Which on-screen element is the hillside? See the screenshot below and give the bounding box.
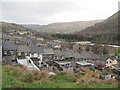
[0,21,33,33]
[75,11,119,44]
[2,65,118,88]
[23,20,103,34]
[78,12,118,35]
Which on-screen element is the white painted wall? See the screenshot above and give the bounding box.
[30,53,43,61]
[17,58,27,66]
[17,56,40,70]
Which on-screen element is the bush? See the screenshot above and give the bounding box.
[4,65,50,82]
[101,78,117,84]
[31,70,49,81]
[24,72,34,82]
[15,64,27,70]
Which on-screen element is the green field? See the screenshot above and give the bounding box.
[2,65,118,88]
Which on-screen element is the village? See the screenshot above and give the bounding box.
[2,29,120,81]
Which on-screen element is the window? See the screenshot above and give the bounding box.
[109,61,112,63]
[4,51,7,54]
[10,51,14,54]
[29,60,31,63]
[54,56,58,60]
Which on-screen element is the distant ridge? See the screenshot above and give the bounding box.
[23,20,103,34]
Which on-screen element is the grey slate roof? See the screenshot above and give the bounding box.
[99,55,113,61]
[53,49,64,56]
[63,49,74,57]
[19,38,32,43]
[3,42,17,50]
[17,45,30,52]
[80,51,92,59]
[32,40,41,45]
[43,48,54,55]
[3,36,15,41]
[113,63,120,70]
[30,46,43,53]
[88,51,99,60]
[73,52,84,59]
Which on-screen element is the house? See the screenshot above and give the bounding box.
[95,55,109,66]
[63,49,75,61]
[46,41,55,48]
[32,40,41,46]
[17,56,40,70]
[29,46,43,67]
[55,61,71,68]
[2,42,17,56]
[100,74,116,80]
[29,45,43,59]
[106,58,118,69]
[36,37,44,41]
[54,60,72,72]
[80,51,92,61]
[76,61,94,68]
[73,52,84,61]
[53,49,65,60]
[95,55,114,69]
[2,56,17,65]
[52,42,61,49]
[18,30,28,35]
[73,41,92,52]
[17,45,30,57]
[43,48,54,61]
[2,35,16,42]
[106,45,120,56]
[112,63,120,75]
[18,38,32,45]
[61,42,74,50]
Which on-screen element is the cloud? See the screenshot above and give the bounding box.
[1,0,119,24]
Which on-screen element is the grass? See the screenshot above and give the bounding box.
[0,65,2,89]
[2,65,119,88]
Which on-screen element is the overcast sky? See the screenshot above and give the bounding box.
[1,0,119,25]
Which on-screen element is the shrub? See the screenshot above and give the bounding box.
[15,64,27,70]
[75,71,85,78]
[40,70,49,79]
[24,72,34,82]
[101,78,117,84]
[31,69,49,81]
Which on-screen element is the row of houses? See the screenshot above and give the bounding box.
[73,41,120,56]
[2,41,119,69]
[2,34,120,78]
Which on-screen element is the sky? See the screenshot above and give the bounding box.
[1,0,119,25]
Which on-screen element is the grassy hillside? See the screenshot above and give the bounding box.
[2,65,118,88]
[0,21,33,33]
[79,12,118,35]
[23,20,103,34]
[75,11,119,45]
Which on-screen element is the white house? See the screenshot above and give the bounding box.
[106,58,118,69]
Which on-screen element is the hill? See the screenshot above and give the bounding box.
[2,65,118,88]
[23,20,103,34]
[0,21,33,33]
[75,11,119,44]
[78,12,118,35]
